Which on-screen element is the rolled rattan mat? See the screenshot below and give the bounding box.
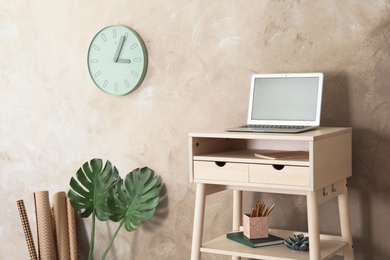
[34,191,57,260]
[53,192,70,260]
[66,197,78,260]
[16,200,38,260]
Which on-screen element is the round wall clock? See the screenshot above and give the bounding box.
[87,25,148,96]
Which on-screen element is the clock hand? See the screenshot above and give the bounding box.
[113,36,125,62]
[117,58,131,63]
[113,36,131,63]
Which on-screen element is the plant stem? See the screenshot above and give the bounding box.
[88,211,96,260]
[101,219,125,260]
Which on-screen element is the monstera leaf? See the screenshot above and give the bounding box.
[99,167,161,259]
[108,167,161,230]
[68,158,120,220]
[67,158,120,260]
[67,160,162,260]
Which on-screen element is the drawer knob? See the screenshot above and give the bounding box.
[215,161,226,167]
[273,165,285,170]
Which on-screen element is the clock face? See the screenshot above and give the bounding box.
[87,25,148,96]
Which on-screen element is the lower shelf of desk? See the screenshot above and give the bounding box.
[200,229,347,260]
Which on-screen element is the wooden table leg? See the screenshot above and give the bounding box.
[232,190,242,260]
[307,191,321,260]
[338,184,354,260]
[191,183,206,260]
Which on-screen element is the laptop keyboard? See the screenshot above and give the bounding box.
[242,125,307,130]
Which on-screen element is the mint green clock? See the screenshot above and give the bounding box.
[87,25,148,96]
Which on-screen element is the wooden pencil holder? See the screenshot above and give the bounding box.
[243,214,269,239]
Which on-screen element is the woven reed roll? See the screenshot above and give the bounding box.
[34,191,57,260]
[16,200,38,260]
[66,198,78,260]
[52,192,70,260]
[66,196,78,260]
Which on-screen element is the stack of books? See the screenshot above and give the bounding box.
[227,231,284,248]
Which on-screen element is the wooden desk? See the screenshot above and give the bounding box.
[189,128,354,260]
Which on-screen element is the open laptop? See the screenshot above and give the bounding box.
[227,73,323,133]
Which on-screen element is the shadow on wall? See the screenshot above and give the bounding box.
[349,128,390,260]
[322,72,390,259]
[320,71,351,128]
[76,216,89,259]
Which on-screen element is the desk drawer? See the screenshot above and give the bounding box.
[249,164,309,187]
[194,161,248,182]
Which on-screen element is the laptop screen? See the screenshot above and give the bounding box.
[248,73,323,126]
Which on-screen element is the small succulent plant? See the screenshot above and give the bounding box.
[284,234,309,251]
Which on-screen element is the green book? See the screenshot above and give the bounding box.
[226,232,284,248]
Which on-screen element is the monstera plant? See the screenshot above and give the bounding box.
[67,158,162,260]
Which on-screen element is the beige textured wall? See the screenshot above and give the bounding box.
[1,1,389,259]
